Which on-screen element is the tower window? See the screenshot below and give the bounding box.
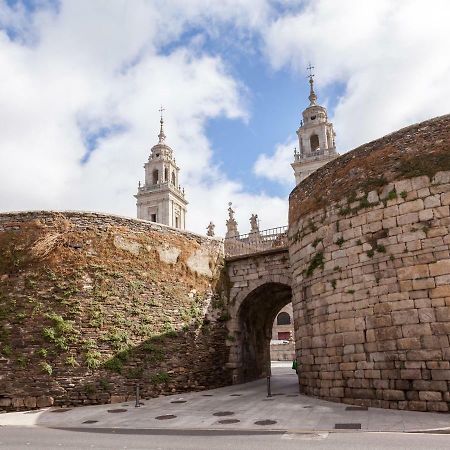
[152,169,159,184]
[164,168,169,182]
[150,213,157,222]
[311,115,316,120]
[310,134,320,152]
[276,312,291,325]
[171,172,176,185]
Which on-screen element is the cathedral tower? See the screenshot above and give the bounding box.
[135,110,188,229]
[291,66,338,184]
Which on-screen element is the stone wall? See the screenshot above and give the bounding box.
[0,211,230,411]
[289,171,450,412]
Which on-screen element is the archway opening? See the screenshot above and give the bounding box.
[310,134,320,151]
[237,282,292,382]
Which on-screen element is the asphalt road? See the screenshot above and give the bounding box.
[1,427,450,449]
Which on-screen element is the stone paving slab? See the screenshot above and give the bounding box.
[1,366,450,433]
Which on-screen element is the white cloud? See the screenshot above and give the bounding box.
[262,0,450,153]
[0,0,285,236]
[253,140,296,187]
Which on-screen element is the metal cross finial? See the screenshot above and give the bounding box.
[306,63,315,79]
[158,105,165,119]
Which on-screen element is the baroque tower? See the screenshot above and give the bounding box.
[291,66,338,184]
[135,110,188,229]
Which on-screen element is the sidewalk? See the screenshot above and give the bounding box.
[1,364,450,433]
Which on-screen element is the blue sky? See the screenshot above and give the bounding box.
[0,0,449,234]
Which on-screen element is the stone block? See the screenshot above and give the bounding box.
[430,285,450,298]
[397,213,419,226]
[407,349,442,361]
[375,326,402,341]
[343,331,365,345]
[424,195,441,209]
[0,398,11,407]
[401,369,421,379]
[24,397,37,408]
[397,265,429,280]
[12,398,24,408]
[431,370,450,380]
[432,171,450,184]
[429,259,450,277]
[412,278,435,290]
[435,307,450,322]
[399,199,424,215]
[411,175,430,190]
[391,309,419,325]
[419,209,434,221]
[383,390,405,401]
[418,308,436,323]
[407,401,427,411]
[397,337,421,350]
[427,402,449,412]
[402,323,431,337]
[441,191,450,206]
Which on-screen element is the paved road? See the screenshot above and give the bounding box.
[1,426,450,449]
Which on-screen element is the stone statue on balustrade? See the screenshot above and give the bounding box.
[206,221,215,237]
[225,202,239,239]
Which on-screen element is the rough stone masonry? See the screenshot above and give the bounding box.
[289,114,450,412]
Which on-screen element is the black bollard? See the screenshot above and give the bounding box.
[266,376,272,397]
[135,384,140,408]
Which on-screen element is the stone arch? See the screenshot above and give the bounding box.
[152,169,159,185]
[276,311,291,325]
[171,171,176,185]
[310,133,320,151]
[228,275,292,383]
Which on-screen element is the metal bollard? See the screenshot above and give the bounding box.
[266,376,272,397]
[135,384,140,408]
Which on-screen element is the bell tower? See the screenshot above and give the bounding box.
[135,108,188,229]
[291,65,338,184]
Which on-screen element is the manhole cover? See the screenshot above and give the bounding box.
[51,408,72,413]
[213,411,234,417]
[218,419,240,424]
[255,420,277,426]
[107,409,127,413]
[230,394,242,397]
[170,400,187,404]
[155,414,177,420]
[335,423,361,430]
[82,420,98,424]
[345,406,368,411]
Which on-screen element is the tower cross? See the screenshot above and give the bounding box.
[158,105,165,119]
[306,63,315,80]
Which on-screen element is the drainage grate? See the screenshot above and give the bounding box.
[263,398,274,401]
[202,394,213,397]
[170,400,187,404]
[82,420,98,424]
[286,394,298,397]
[230,394,242,397]
[213,411,234,417]
[272,393,285,396]
[335,423,361,430]
[51,408,72,413]
[255,420,277,426]
[107,409,127,413]
[303,406,312,408]
[155,414,177,420]
[345,406,368,411]
[218,419,240,424]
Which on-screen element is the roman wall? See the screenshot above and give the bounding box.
[0,211,230,411]
[289,171,450,412]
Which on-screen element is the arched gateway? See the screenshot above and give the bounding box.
[224,249,292,383]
